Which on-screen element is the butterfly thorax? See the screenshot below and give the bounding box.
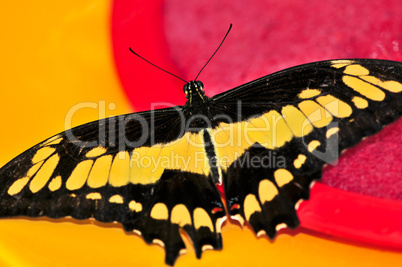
[183,81,212,120]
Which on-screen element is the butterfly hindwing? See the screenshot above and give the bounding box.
[122,170,225,265]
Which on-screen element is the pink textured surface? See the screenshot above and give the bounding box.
[163,0,402,200]
[324,119,402,199]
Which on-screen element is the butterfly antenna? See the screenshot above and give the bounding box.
[194,24,232,81]
[129,47,188,83]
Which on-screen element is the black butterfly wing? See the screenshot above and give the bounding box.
[2,58,402,265]
[0,107,225,265]
[210,59,402,237]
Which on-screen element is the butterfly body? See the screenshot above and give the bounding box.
[0,59,401,265]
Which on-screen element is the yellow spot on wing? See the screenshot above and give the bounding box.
[86,192,102,200]
[352,96,369,109]
[43,135,62,146]
[331,60,355,68]
[298,89,321,99]
[86,147,107,158]
[27,162,43,177]
[109,194,124,203]
[316,95,352,118]
[361,76,402,93]
[129,200,143,212]
[130,146,163,185]
[193,208,214,231]
[109,151,130,187]
[133,229,142,236]
[276,223,287,231]
[243,118,269,147]
[244,194,261,221]
[65,160,93,191]
[212,122,247,170]
[326,127,340,138]
[258,179,278,203]
[185,132,210,175]
[46,139,63,146]
[130,132,209,184]
[150,203,169,220]
[342,76,385,101]
[29,154,60,193]
[163,132,208,174]
[8,177,30,195]
[308,140,321,152]
[171,204,192,227]
[274,169,293,187]
[87,155,112,188]
[281,105,313,137]
[231,214,245,226]
[294,154,307,169]
[378,80,402,93]
[343,64,370,76]
[32,147,56,164]
[202,245,214,252]
[254,111,293,148]
[257,230,267,238]
[331,62,349,69]
[213,110,293,169]
[298,100,333,128]
[48,176,62,191]
[152,239,165,248]
[274,111,293,147]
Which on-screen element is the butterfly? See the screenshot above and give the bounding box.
[1,55,402,265]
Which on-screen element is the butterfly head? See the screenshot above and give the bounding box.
[183,81,205,97]
[183,80,211,115]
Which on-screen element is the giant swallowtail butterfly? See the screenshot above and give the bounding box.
[0,41,401,264]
